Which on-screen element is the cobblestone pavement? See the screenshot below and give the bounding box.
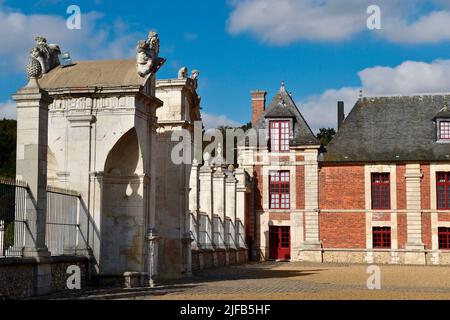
[42,262,450,300]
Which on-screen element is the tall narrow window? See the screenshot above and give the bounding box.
[371,173,390,210]
[373,227,391,249]
[269,171,290,209]
[437,172,450,209]
[270,120,290,152]
[438,227,450,250]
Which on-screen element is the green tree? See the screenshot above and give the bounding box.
[316,128,336,146]
[0,119,17,178]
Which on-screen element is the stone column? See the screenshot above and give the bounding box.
[226,170,237,248]
[213,166,226,248]
[235,167,246,248]
[299,148,322,262]
[13,77,53,295]
[199,161,213,248]
[404,164,426,264]
[13,79,52,257]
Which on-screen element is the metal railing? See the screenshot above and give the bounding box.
[225,218,236,247]
[213,215,225,247]
[188,211,198,246]
[236,219,246,248]
[198,213,213,249]
[0,177,27,257]
[46,186,81,256]
[1,176,91,258]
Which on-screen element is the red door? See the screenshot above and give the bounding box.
[269,226,291,260]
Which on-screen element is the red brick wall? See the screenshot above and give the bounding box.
[251,92,266,126]
[422,213,432,249]
[254,166,263,210]
[319,165,366,248]
[320,213,366,248]
[396,165,406,210]
[421,164,430,210]
[438,213,450,222]
[296,165,305,210]
[397,213,407,249]
[319,165,365,210]
[269,213,290,221]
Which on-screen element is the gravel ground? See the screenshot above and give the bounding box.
[42,262,450,300]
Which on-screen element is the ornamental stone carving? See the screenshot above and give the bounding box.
[190,69,199,89]
[26,36,61,79]
[136,31,166,77]
[178,66,188,79]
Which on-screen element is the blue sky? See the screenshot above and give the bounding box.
[3,0,450,131]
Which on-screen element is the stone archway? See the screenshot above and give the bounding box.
[100,128,146,275]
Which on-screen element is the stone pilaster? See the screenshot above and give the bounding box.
[213,166,226,248]
[13,78,52,295]
[299,149,322,262]
[226,171,238,248]
[404,164,426,264]
[235,167,246,248]
[199,163,213,248]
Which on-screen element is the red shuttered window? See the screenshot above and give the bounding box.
[270,120,290,152]
[371,173,390,210]
[438,227,450,250]
[373,227,391,249]
[269,171,290,210]
[437,172,450,209]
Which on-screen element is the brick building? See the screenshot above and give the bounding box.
[244,85,450,265]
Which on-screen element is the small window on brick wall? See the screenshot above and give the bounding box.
[373,227,391,249]
[269,171,290,209]
[438,227,450,250]
[371,173,390,210]
[437,172,450,209]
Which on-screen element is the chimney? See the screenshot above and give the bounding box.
[251,90,267,126]
[337,101,345,131]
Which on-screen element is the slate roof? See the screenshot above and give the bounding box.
[253,83,319,146]
[40,59,145,89]
[321,95,450,163]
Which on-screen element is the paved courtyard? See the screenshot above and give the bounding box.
[44,262,450,300]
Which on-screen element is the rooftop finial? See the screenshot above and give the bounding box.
[359,89,363,98]
[280,81,286,93]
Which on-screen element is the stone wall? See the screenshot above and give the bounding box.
[0,256,90,299]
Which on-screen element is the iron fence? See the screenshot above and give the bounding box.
[213,215,225,247]
[225,218,235,247]
[198,213,213,249]
[236,219,246,248]
[0,177,27,257]
[1,176,91,258]
[46,186,81,256]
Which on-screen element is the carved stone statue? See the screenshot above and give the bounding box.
[136,31,165,77]
[190,69,199,89]
[178,66,188,79]
[26,36,61,80]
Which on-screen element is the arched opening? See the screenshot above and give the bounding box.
[100,128,146,274]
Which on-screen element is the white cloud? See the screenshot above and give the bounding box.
[202,112,241,129]
[359,59,450,95]
[301,87,360,132]
[0,5,140,73]
[227,0,450,45]
[0,100,16,120]
[301,59,450,132]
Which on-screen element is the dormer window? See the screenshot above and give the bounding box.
[270,120,290,152]
[439,121,450,141]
